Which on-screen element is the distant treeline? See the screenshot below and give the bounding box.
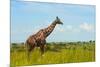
[10,40,95,52]
[11,40,95,46]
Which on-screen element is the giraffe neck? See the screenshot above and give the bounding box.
[44,21,57,38]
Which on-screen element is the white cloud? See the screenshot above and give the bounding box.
[21,23,94,36]
[58,28,65,32]
[56,23,95,33]
[56,25,80,33]
[56,25,65,32]
[66,25,73,30]
[65,25,80,33]
[73,28,80,32]
[79,22,94,32]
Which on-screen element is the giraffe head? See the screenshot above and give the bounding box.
[55,16,63,25]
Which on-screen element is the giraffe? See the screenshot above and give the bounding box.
[25,16,63,57]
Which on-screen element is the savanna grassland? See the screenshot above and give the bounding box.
[10,41,95,67]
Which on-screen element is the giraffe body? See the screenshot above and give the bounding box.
[25,16,63,56]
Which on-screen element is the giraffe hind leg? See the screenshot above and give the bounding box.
[40,45,45,56]
[26,45,34,61]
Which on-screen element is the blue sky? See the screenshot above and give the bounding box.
[11,0,96,43]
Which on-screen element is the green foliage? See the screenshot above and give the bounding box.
[10,41,95,67]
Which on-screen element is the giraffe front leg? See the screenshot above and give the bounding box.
[40,45,45,56]
[40,39,46,56]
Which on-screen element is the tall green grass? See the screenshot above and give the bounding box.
[10,41,95,67]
